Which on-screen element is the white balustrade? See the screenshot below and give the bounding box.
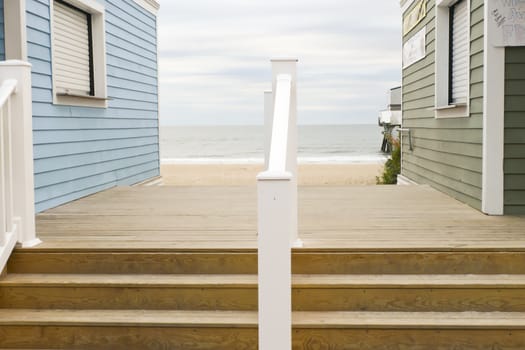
[0,60,40,273]
[257,58,301,350]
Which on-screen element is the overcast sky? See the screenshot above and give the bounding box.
[157,0,402,126]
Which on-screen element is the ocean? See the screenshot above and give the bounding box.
[160,125,387,164]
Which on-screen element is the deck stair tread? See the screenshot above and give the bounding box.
[2,273,525,288]
[0,310,525,329]
[0,309,257,327]
[0,274,257,287]
[292,274,525,288]
[294,311,525,329]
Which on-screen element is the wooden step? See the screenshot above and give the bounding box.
[0,309,257,350]
[293,251,525,274]
[8,249,525,274]
[293,274,525,312]
[1,310,525,349]
[293,312,525,349]
[2,274,525,312]
[0,274,258,310]
[7,250,258,274]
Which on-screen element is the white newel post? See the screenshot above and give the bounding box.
[0,60,40,247]
[257,175,293,350]
[257,58,300,350]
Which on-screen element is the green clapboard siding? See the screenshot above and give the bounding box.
[504,47,525,215]
[401,0,484,211]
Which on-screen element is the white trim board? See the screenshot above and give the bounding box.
[400,0,417,14]
[4,0,28,60]
[482,3,505,215]
[397,175,418,186]
[134,0,159,15]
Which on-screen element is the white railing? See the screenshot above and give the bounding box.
[0,79,18,272]
[0,60,40,273]
[257,58,301,350]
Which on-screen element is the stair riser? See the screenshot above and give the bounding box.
[0,326,258,350]
[294,252,525,274]
[0,287,258,311]
[293,329,525,349]
[293,288,525,312]
[7,252,258,274]
[9,251,525,274]
[1,326,525,350]
[3,286,525,312]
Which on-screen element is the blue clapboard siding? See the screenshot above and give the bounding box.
[0,0,5,60]
[26,0,160,212]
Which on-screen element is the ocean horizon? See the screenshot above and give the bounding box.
[160,124,388,165]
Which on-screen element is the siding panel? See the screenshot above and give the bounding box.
[27,0,160,212]
[504,47,525,215]
[0,0,5,60]
[401,0,483,211]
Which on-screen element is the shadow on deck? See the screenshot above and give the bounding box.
[33,185,525,251]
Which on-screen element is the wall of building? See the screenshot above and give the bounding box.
[504,47,525,215]
[401,0,484,210]
[26,0,160,212]
[0,0,4,60]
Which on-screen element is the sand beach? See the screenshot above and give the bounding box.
[160,163,384,186]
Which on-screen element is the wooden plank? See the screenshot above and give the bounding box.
[293,311,525,329]
[0,325,257,350]
[0,273,257,287]
[0,309,257,327]
[293,329,525,349]
[0,275,258,311]
[1,309,525,329]
[292,274,525,288]
[25,186,525,251]
[8,251,258,274]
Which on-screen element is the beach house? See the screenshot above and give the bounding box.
[399,0,525,215]
[1,0,160,214]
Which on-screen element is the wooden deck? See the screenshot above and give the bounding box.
[5,184,525,349]
[33,184,525,251]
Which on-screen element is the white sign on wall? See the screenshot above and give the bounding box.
[403,27,426,68]
[489,0,525,46]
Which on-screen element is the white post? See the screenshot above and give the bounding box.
[257,175,293,350]
[263,90,273,169]
[0,61,40,247]
[4,0,28,60]
[257,58,300,350]
[270,58,301,247]
[481,3,505,215]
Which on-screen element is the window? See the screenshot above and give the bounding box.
[449,0,469,104]
[51,0,107,108]
[53,1,93,96]
[435,0,470,118]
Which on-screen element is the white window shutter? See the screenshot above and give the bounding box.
[450,0,469,104]
[53,1,93,96]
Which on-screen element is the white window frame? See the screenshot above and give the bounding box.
[435,0,470,118]
[50,0,108,108]
[133,0,160,15]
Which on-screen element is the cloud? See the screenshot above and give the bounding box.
[158,0,402,125]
